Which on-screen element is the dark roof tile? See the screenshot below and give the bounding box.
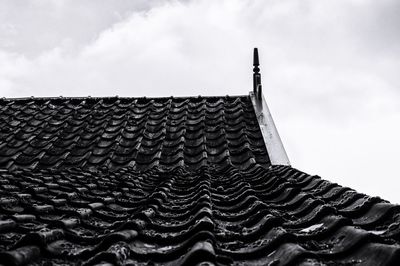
[0,96,399,265]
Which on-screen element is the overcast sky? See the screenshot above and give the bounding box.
[1,0,399,202]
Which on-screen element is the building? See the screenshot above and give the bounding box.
[0,49,399,265]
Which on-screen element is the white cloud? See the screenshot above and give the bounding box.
[0,0,399,202]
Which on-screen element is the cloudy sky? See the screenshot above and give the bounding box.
[1,0,399,202]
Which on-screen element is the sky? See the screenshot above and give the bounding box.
[0,0,399,202]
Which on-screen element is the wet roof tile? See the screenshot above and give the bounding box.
[0,96,270,171]
[0,96,399,265]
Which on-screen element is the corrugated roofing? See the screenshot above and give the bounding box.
[0,96,399,265]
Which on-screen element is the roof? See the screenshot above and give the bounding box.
[0,96,270,171]
[0,95,400,266]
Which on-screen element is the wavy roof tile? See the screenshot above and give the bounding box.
[0,49,399,265]
[0,96,269,172]
[0,95,399,266]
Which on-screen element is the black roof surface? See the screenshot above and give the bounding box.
[0,96,269,171]
[0,96,399,265]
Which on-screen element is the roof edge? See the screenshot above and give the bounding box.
[0,94,249,102]
[250,91,290,166]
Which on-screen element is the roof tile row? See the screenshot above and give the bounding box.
[0,165,399,265]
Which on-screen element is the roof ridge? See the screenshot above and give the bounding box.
[0,94,249,102]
